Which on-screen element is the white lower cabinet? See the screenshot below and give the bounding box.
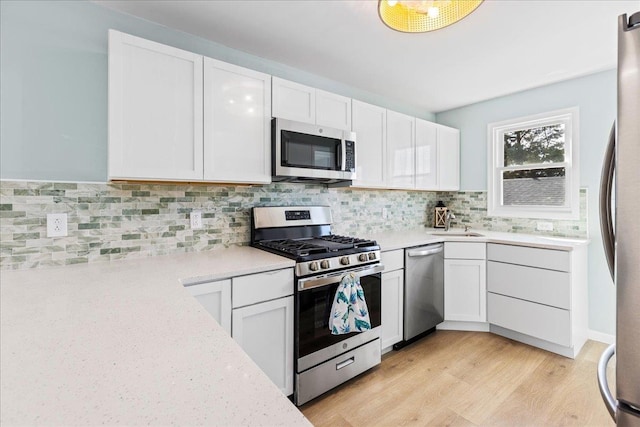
[380,250,405,350]
[487,243,588,358]
[186,268,294,396]
[231,268,294,396]
[444,259,486,322]
[381,269,404,349]
[186,279,232,335]
[232,296,294,396]
[443,243,487,323]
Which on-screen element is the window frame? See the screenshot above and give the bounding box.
[487,107,580,220]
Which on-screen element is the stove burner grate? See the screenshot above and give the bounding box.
[258,239,329,256]
[319,234,376,248]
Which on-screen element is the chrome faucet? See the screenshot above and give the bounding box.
[445,210,456,231]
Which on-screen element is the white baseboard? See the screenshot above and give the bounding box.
[588,330,615,344]
[437,321,490,332]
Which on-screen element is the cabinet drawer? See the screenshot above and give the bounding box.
[487,244,570,272]
[488,261,570,309]
[232,268,293,308]
[488,293,571,346]
[381,250,404,272]
[444,242,486,260]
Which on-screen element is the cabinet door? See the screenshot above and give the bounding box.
[272,77,315,124]
[438,126,460,191]
[232,296,294,396]
[108,30,203,181]
[203,58,271,184]
[186,279,231,334]
[351,100,386,188]
[415,119,438,190]
[381,270,404,349]
[386,110,415,189]
[444,259,486,322]
[316,89,351,130]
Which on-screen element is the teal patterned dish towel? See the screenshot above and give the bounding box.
[330,273,371,335]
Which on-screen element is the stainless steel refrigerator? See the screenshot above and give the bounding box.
[597,10,640,427]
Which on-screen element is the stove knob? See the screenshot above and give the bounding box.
[368,252,377,260]
[309,261,319,271]
[320,260,330,269]
[340,256,350,265]
[358,254,368,262]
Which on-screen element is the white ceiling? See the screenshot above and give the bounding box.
[96,0,638,113]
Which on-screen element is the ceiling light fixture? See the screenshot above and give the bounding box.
[379,0,483,33]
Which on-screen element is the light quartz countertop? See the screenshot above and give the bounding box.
[0,228,589,426]
[365,228,589,252]
[0,247,310,427]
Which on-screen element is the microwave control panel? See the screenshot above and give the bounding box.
[345,141,355,172]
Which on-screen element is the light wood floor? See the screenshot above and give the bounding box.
[301,331,616,427]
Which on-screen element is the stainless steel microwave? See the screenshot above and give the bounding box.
[272,118,356,184]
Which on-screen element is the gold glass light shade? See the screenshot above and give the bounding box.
[379,0,483,33]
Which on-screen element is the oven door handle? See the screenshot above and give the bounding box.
[298,264,385,291]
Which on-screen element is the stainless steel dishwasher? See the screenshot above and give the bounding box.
[396,243,444,348]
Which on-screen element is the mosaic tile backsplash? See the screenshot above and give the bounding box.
[0,181,587,270]
[437,189,588,237]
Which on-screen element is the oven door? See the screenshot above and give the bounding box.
[296,264,383,373]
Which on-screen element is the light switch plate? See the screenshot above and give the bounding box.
[47,213,68,237]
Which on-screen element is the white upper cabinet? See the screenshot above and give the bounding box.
[108,30,274,184]
[415,119,439,190]
[386,110,415,189]
[351,100,387,188]
[272,77,315,124]
[437,125,460,191]
[316,89,352,130]
[108,30,204,181]
[203,58,271,184]
[272,77,352,130]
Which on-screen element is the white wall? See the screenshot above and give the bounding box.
[0,0,435,182]
[436,70,617,335]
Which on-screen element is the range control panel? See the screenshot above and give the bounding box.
[296,250,381,277]
[285,210,312,221]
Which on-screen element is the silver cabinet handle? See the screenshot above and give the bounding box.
[336,357,355,370]
[597,343,617,421]
[407,245,443,257]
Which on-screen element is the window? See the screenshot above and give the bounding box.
[487,107,579,219]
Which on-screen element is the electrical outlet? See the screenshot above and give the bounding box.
[47,213,68,237]
[536,221,554,231]
[382,208,388,219]
[190,211,203,229]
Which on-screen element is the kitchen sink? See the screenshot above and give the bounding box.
[430,232,485,237]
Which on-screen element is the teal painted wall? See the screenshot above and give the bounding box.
[0,0,435,182]
[436,70,617,336]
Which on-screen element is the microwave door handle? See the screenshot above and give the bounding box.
[340,139,347,171]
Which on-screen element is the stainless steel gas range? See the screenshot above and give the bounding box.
[251,206,383,406]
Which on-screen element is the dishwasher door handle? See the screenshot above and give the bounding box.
[407,245,443,257]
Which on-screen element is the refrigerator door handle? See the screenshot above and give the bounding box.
[599,122,616,280]
[597,343,617,421]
